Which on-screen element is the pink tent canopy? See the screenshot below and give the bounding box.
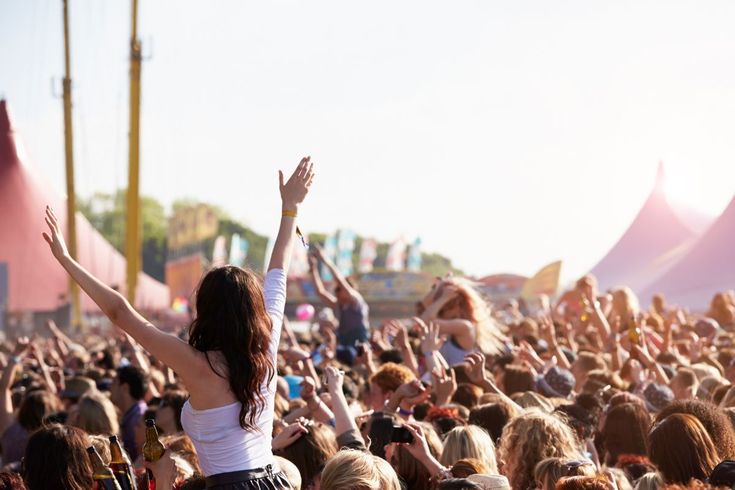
[589,163,708,294]
[640,195,735,309]
[0,99,170,313]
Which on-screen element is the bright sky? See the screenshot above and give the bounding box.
[2,1,735,282]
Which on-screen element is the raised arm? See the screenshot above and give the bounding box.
[313,244,360,302]
[42,207,202,381]
[268,157,315,272]
[308,254,338,309]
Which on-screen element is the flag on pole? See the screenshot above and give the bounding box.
[229,233,249,267]
[321,234,338,281]
[521,260,563,300]
[336,229,356,276]
[386,237,407,272]
[212,235,227,267]
[289,239,310,278]
[407,237,422,272]
[358,239,378,273]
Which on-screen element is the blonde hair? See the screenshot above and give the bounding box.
[320,449,401,490]
[497,410,582,490]
[439,425,498,473]
[534,457,596,490]
[436,278,506,355]
[71,391,119,436]
[611,287,640,321]
[88,434,112,465]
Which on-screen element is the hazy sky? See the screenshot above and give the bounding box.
[2,1,734,282]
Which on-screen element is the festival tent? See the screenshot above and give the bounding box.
[0,99,170,316]
[640,194,735,309]
[589,163,710,294]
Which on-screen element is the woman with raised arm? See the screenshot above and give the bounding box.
[43,157,315,490]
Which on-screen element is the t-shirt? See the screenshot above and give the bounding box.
[121,400,147,461]
[336,295,369,347]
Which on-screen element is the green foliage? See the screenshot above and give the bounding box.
[78,191,167,281]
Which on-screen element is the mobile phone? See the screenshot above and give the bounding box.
[390,425,414,444]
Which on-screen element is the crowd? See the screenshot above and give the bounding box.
[3,158,735,489]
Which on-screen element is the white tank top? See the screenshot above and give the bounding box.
[180,268,286,476]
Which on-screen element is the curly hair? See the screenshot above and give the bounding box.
[654,399,735,460]
[497,410,582,490]
[368,362,415,393]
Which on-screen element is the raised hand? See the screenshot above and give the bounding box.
[324,365,344,393]
[279,157,315,211]
[432,366,457,406]
[42,207,69,260]
[419,320,443,354]
[272,420,309,451]
[464,352,489,386]
[300,376,317,400]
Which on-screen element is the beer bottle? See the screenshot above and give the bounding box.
[109,435,137,490]
[87,446,123,490]
[142,419,166,490]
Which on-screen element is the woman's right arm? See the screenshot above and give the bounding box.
[42,207,204,381]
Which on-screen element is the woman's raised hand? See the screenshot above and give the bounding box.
[279,156,315,211]
[42,206,69,261]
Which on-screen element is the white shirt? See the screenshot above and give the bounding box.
[180,268,286,476]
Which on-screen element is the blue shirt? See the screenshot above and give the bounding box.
[121,400,147,461]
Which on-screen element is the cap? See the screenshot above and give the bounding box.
[643,383,674,412]
[537,366,576,399]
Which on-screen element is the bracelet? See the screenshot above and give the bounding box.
[398,407,414,416]
[10,356,21,365]
[282,209,298,218]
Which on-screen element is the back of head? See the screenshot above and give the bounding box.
[534,458,597,490]
[498,410,582,490]
[502,364,536,395]
[602,403,650,465]
[188,265,274,431]
[556,475,612,490]
[320,449,401,490]
[369,362,416,393]
[437,478,483,490]
[116,365,149,401]
[648,413,720,484]
[453,383,484,410]
[440,425,497,472]
[469,402,514,444]
[71,391,119,435]
[451,458,492,478]
[654,399,735,460]
[23,424,92,490]
[18,389,62,432]
[278,422,337,486]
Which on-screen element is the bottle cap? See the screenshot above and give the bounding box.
[145,418,156,427]
[109,435,118,443]
[86,446,96,454]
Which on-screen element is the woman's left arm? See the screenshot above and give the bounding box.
[267,157,315,273]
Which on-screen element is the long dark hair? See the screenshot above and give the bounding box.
[188,266,274,431]
[23,424,92,490]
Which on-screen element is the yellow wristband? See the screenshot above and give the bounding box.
[282,209,298,218]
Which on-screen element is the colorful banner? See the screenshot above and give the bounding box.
[336,229,356,276]
[321,234,338,281]
[212,235,227,267]
[407,237,422,272]
[229,233,249,267]
[167,204,218,251]
[386,237,407,272]
[521,260,563,300]
[358,239,378,273]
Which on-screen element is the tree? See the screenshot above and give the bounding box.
[78,191,167,281]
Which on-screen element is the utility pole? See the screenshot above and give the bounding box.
[62,0,81,329]
[126,0,142,304]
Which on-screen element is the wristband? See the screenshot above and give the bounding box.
[282,209,298,218]
[10,356,21,365]
[398,407,414,416]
